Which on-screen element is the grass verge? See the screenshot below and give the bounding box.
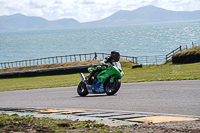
[0,114,117,133]
[0,59,103,74]
[122,62,200,82]
[0,62,200,91]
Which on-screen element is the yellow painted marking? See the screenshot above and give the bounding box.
[125,115,199,123]
[31,109,92,114]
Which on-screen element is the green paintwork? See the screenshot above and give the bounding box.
[97,66,122,83]
[88,67,95,73]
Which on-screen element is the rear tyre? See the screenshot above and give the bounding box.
[105,78,121,95]
[77,81,88,96]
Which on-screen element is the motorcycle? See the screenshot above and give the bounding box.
[77,62,124,96]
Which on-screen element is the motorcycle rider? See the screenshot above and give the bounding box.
[86,51,120,84]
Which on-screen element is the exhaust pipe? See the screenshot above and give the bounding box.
[80,73,85,82]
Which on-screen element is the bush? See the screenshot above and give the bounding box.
[172,46,200,64]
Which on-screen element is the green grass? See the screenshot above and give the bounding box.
[0,62,200,91]
[122,62,200,82]
[0,114,107,133]
[0,73,81,91]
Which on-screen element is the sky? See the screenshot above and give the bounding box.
[0,0,200,23]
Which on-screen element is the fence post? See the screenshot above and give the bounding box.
[7,62,10,68]
[74,55,76,61]
[79,54,81,61]
[61,56,63,63]
[52,57,54,64]
[135,57,138,64]
[65,56,68,62]
[56,56,58,63]
[47,58,50,64]
[180,46,182,51]
[70,55,72,62]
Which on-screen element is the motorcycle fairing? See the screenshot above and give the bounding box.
[88,66,107,73]
[88,67,95,73]
[97,66,121,83]
[86,81,105,94]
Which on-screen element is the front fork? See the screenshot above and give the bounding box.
[80,73,86,83]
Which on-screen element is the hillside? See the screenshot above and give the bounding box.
[172,46,200,63]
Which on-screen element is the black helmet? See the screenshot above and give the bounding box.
[111,51,120,62]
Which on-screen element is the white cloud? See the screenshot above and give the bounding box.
[0,0,200,22]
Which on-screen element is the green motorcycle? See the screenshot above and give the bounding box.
[77,62,124,96]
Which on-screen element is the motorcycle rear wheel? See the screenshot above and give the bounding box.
[105,78,121,95]
[77,81,88,96]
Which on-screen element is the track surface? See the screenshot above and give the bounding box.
[0,80,200,116]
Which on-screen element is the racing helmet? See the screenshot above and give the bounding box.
[111,51,120,62]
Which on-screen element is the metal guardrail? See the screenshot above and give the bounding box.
[137,55,166,65]
[0,53,137,69]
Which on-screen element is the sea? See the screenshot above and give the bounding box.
[0,20,200,63]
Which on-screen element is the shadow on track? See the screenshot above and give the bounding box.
[73,94,117,98]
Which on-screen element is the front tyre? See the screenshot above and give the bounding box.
[105,78,121,95]
[77,81,88,96]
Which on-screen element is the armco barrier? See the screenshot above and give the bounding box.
[0,65,98,78]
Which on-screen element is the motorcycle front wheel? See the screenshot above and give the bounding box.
[77,81,88,96]
[105,78,121,95]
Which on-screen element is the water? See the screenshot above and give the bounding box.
[0,21,200,63]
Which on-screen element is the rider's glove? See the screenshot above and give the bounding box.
[99,61,105,65]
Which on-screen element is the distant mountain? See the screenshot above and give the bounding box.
[0,14,49,30]
[0,5,200,31]
[0,13,80,31]
[83,5,200,27]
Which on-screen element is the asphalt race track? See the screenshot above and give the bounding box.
[0,80,200,116]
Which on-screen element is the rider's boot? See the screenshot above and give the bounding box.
[86,70,96,84]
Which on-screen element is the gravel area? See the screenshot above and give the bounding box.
[68,120,200,133]
[107,120,200,133]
